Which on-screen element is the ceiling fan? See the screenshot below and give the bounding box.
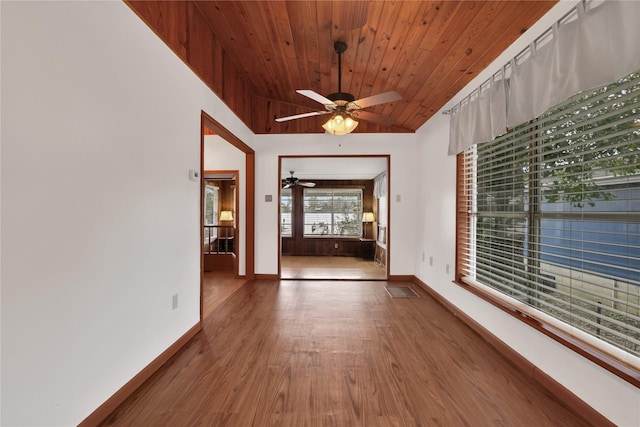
[282,171,316,189]
[275,41,402,135]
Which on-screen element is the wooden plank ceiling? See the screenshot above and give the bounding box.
[127,1,557,135]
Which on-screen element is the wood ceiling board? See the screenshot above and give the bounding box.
[391,2,498,127]
[130,0,558,134]
[372,2,449,121]
[351,1,403,101]
[127,1,189,62]
[422,1,555,119]
[331,1,369,32]
[238,3,286,98]
[362,2,427,102]
[315,2,334,98]
[188,3,216,86]
[288,2,319,94]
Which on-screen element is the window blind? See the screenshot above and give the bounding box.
[459,70,640,362]
[304,189,362,237]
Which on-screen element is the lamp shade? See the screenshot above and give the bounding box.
[362,212,375,223]
[219,210,234,221]
[322,114,358,135]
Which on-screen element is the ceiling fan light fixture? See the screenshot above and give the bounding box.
[322,114,358,136]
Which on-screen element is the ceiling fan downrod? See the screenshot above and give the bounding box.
[328,41,355,103]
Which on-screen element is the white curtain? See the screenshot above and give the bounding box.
[448,0,640,155]
[374,171,386,198]
[448,73,507,155]
[508,0,640,127]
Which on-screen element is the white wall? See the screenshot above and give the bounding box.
[1,2,252,425]
[414,1,640,425]
[204,136,247,276]
[253,133,417,276]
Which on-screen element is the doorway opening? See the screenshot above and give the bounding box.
[201,112,255,320]
[278,155,389,280]
[203,170,238,275]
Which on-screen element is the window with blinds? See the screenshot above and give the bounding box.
[303,189,362,237]
[204,183,219,241]
[280,188,292,237]
[458,70,640,362]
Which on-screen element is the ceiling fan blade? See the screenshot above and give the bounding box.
[298,182,316,187]
[351,91,402,109]
[282,183,293,189]
[275,110,330,122]
[296,90,336,107]
[355,110,397,127]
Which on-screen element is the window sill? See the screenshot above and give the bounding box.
[452,278,640,387]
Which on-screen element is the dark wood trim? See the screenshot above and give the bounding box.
[255,274,279,280]
[79,322,202,427]
[385,156,390,279]
[455,153,465,282]
[277,159,283,277]
[388,274,414,282]
[201,111,255,282]
[411,275,619,427]
[245,151,255,280]
[200,114,205,321]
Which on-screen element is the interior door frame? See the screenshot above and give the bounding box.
[277,154,390,279]
[203,169,240,275]
[200,111,255,322]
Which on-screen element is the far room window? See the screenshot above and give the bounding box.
[204,183,219,240]
[204,183,219,226]
[280,188,292,237]
[303,188,362,237]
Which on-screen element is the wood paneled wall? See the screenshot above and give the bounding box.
[125,1,405,135]
[282,179,373,256]
[126,1,252,127]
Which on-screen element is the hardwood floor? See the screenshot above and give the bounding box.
[202,271,248,319]
[101,279,594,426]
[281,255,386,280]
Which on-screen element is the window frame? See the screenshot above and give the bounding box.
[204,183,219,241]
[455,73,640,386]
[280,188,293,237]
[302,188,363,238]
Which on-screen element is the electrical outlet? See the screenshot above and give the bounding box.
[429,256,433,266]
[446,264,450,274]
[334,243,339,249]
[172,294,179,310]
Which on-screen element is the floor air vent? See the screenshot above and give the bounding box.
[385,286,420,298]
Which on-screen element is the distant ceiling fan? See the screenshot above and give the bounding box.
[282,171,316,189]
[275,41,402,135]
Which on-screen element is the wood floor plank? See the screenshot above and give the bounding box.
[101,280,595,426]
[281,255,386,280]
